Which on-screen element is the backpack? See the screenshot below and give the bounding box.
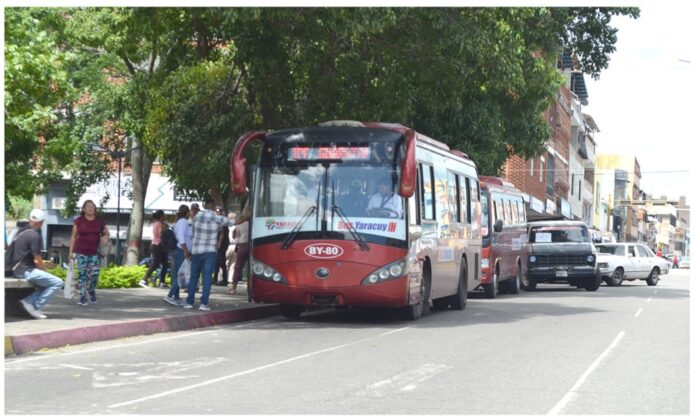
[5,228,32,277]
[161,224,178,251]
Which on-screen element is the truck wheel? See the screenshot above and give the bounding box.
[483,269,498,299]
[584,272,601,291]
[521,274,536,291]
[608,268,624,286]
[646,268,659,286]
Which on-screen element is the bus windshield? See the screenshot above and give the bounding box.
[253,163,406,243]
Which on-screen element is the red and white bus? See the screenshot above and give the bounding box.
[230,121,482,320]
[478,176,528,298]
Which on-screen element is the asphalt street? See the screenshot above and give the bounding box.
[4,269,690,415]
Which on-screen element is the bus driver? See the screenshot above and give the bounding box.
[366,178,403,218]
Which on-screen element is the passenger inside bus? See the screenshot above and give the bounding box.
[366,178,403,218]
[337,178,368,217]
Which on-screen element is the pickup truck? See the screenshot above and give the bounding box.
[524,221,601,291]
[596,243,669,286]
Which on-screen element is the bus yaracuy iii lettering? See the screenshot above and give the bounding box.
[230,121,482,320]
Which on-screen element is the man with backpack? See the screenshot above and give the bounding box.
[6,209,63,319]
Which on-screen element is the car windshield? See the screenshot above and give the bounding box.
[596,245,626,256]
[529,225,589,243]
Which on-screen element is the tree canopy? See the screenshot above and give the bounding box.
[5,6,639,214]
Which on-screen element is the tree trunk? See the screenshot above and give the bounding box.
[124,136,154,265]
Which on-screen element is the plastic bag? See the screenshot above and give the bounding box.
[63,263,76,299]
[177,259,191,289]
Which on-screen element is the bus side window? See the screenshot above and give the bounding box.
[447,172,460,223]
[420,163,435,220]
[463,177,472,224]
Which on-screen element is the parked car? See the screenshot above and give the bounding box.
[595,243,669,286]
[525,221,600,291]
[679,256,690,269]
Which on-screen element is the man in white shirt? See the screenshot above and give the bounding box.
[366,178,403,218]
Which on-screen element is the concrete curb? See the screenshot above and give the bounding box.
[6,304,280,356]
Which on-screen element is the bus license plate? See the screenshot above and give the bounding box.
[556,270,568,278]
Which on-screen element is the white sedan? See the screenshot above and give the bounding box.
[596,243,670,286]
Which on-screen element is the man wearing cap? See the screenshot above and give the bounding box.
[10,209,64,319]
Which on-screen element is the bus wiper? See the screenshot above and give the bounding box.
[331,182,370,251]
[280,205,317,250]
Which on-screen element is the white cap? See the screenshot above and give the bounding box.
[29,208,46,222]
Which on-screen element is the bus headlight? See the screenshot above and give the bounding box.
[250,258,288,284]
[362,258,408,286]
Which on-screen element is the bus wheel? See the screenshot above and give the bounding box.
[508,266,521,295]
[402,268,431,320]
[449,259,468,310]
[483,269,498,299]
[280,304,303,319]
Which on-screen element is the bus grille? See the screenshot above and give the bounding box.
[536,255,591,267]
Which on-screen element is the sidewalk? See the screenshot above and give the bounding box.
[4,283,279,356]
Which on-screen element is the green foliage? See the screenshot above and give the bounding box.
[6,195,33,220]
[46,264,171,288]
[6,7,640,210]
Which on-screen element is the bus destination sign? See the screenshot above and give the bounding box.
[288,146,370,161]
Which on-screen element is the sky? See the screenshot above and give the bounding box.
[582,1,695,207]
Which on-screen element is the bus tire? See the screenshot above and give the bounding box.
[401,267,431,320]
[483,269,498,299]
[280,304,303,319]
[509,265,521,295]
[449,259,468,310]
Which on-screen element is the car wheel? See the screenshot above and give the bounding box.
[279,304,303,319]
[483,269,498,299]
[646,268,659,286]
[608,268,624,286]
[521,273,536,291]
[508,266,521,295]
[584,272,602,291]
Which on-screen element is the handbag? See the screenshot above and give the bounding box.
[63,262,76,299]
[177,259,191,289]
[99,238,112,257]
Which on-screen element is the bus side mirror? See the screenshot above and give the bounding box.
[494,219,503,233]
[230,131,266,195]
[399,130,416,198]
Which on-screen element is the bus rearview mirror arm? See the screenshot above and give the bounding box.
[399,130,416,198]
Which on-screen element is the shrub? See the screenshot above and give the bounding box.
[47,264,173,288]
[46,266,67,280]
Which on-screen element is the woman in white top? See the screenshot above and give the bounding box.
[229,205,251,294]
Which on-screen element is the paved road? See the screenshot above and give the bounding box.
[5,269,690,415]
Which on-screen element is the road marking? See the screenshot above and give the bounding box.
[59,364,95,371]
[357,363,452,397]
[634,308,643,318]
[646,297,652,303]
[548,331,625,415]
[5,319,276,366]
[107,327,412,409]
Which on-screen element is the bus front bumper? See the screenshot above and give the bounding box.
[251,276,410,308]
